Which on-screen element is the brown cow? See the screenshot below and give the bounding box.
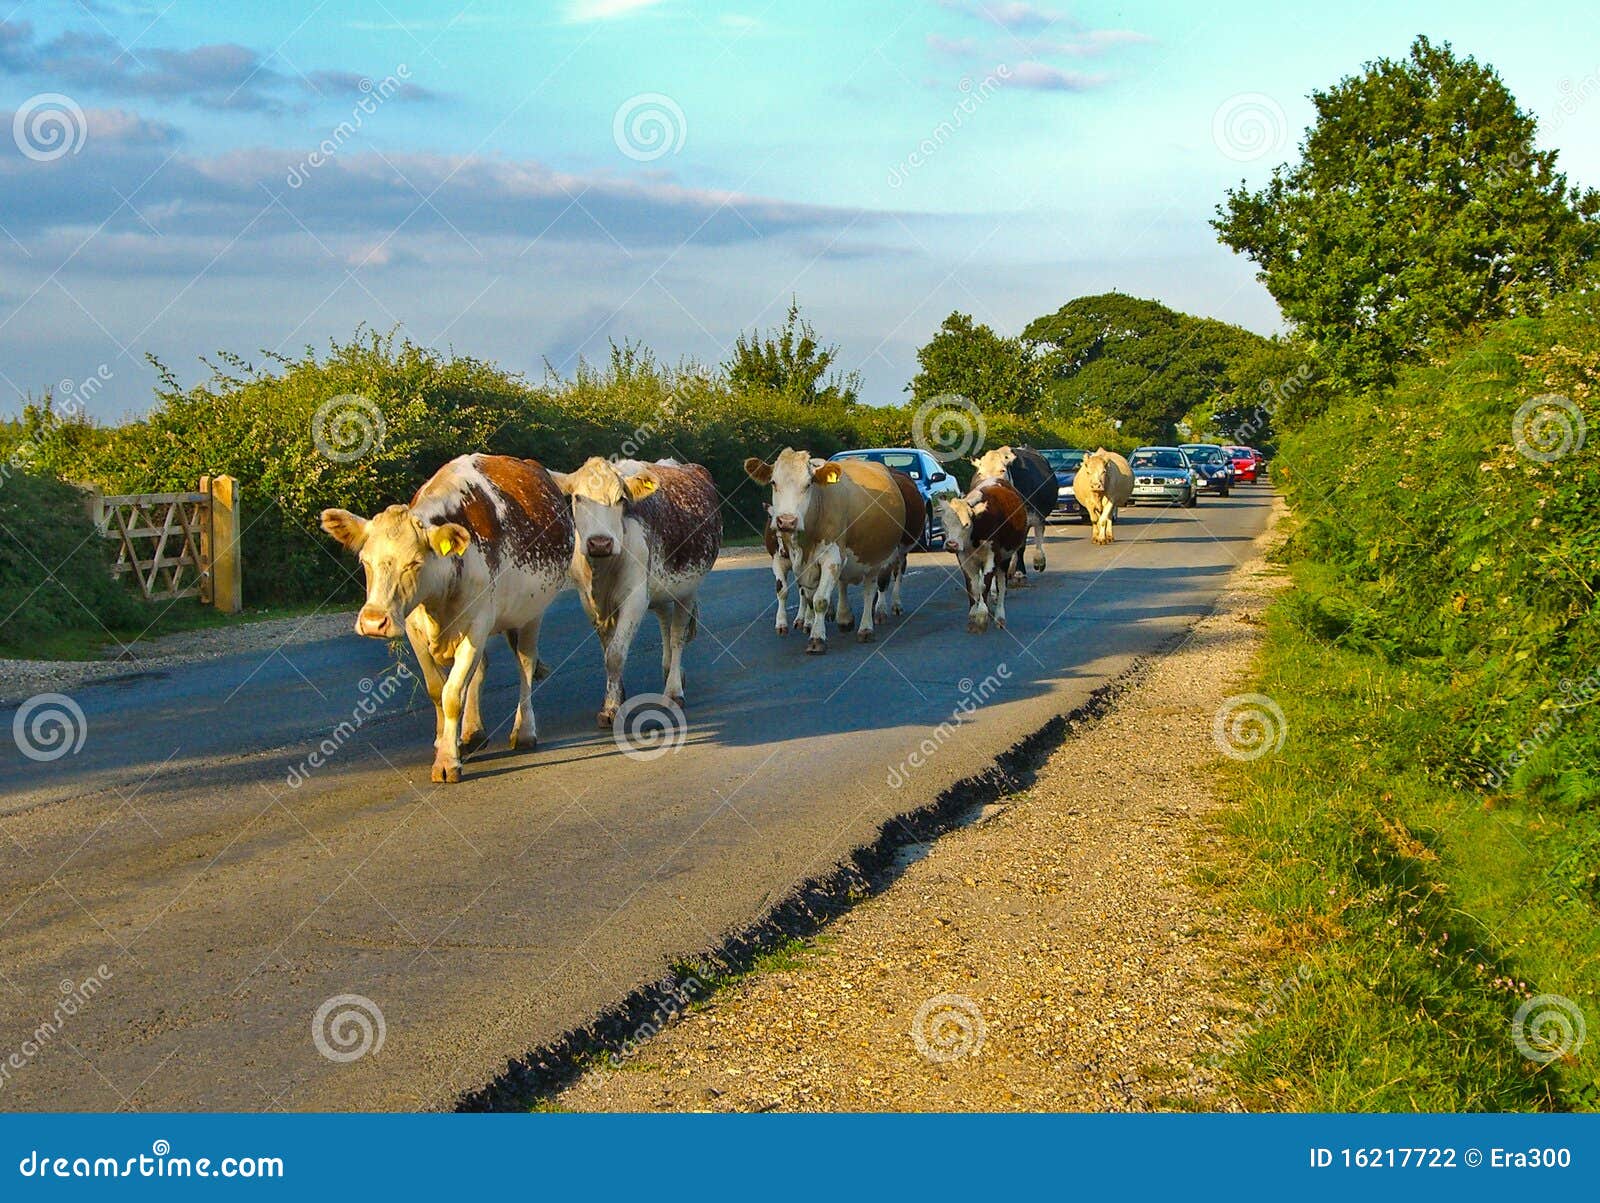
[321,454,573,782]
[743,450,906,654]
[935,480,1028,633]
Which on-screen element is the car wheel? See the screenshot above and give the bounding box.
[922,512,937,551]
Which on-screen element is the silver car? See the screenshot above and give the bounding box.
[1127,446,1198,507]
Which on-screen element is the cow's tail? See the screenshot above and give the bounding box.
[684,597,700,644]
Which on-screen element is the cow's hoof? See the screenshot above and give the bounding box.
[510,731,536,751]
[995,618,1007,630]
[532,659,553,681]
[1008,573,1027,587]
[596,708,617,728]
[805,638,827,655]
[892,604,904,616]
[460,729,487,753]
[775,623,789,637]
[431,762,461,784]
[966,621,984,634]
[668,694,686,711]
[856,628,875,643]
[1032,557,1046,572]
[836,618,856,632]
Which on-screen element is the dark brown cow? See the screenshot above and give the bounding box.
[934,480,1028,633]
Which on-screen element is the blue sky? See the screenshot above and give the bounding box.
[1,0,1597,419]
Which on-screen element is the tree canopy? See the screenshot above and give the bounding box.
[906,312,1046,415]
[1022,293,1267,444]
[1214,35,1599,390]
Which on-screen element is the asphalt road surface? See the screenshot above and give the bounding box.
[0,488,1272,1110]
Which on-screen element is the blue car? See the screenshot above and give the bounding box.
[828,447,962,548]
[1038,448,1088,522]
[1178,443,1233,496]
[1128,446,1198,507]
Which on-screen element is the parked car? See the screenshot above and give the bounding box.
[1038,447,1088,522]
[828,447,961,547]
[1179,443,1233,496]
[1224,445,1260,484]
[1127,446,1197,507]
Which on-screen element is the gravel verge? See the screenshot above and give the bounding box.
[554,500,1289,1112]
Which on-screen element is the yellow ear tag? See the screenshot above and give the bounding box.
[431,527,467,556]
[629,476,659,500]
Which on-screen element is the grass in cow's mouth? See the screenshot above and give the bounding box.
[1206,558,1600,1112]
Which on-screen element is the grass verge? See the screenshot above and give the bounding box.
[1210,553,1600,1111]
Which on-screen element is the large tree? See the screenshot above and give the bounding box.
[1215,36,1599,389]
[907,312,1045,413]
[1022,293,1265,444]
[725,300,860,406]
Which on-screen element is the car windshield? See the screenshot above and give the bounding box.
[1184,447,1224,463]
[1040,449,1084,471]
[839,451,923,479]
[1130,450,1187,470]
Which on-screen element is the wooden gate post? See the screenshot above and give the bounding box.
[201,474,243,614]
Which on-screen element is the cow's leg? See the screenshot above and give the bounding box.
[891,551,906,616]
[857,574,879,643]
[806,548,842,654]
[772,550,791,636]
[976,547,997,632]
[663,598,695,708]
[834,580,855,632]
[964,553,988,634]
[405,620,447,745]
[1030,512,1047,572]
[460,649,487,752]
[1103,502,1117,544]
[993,549,1010,630]
[434,631,486,784]
[507,621,542,751]
[598,590,648,726]
[1007,539,1028,587]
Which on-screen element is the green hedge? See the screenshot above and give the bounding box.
[13,332,1124,607]
[1275,287,1599,804]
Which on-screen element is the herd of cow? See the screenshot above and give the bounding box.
[319,444,1138,783]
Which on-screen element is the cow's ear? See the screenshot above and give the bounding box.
[744,457,774,484]
[547,470,575,495]
[320,508,369,551]
[625,472,658,502]
[429,522,471,557]
[812,462,843,485]
[971,501,989,517]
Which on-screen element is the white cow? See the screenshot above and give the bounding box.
[551,457,723,724]
[321,454,573,783]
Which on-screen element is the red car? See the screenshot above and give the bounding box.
[1224,445,1262,483]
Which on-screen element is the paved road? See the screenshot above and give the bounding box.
[0,489,1272,1110]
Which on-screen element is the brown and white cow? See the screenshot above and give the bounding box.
[321,454,573,783]
[935,479,1028,633]
[1072,447,1134,545]
[551,457,722,724]
[763,503,810,636]
[743,450,906,654]
[971,445,1053,582]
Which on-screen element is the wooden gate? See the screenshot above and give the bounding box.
[83,475,242,613]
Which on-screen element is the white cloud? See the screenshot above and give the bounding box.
[567,0,667,21]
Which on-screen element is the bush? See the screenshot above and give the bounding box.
[1275,285,1599,803]
[0,470,147,650]
[29,330,1126,607]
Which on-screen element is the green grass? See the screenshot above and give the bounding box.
[1210,558,1600,1111]
[0,600,324,661]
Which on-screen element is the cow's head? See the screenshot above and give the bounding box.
[1079,448,1110,493]
[549,457,657,561]
[970,446,1015,482]
[321,505,469,638]
[935,495,985,554]
[744,448,840,536]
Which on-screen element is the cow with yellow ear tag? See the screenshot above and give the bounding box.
[321,453,573,783]
[549,457,722,727]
